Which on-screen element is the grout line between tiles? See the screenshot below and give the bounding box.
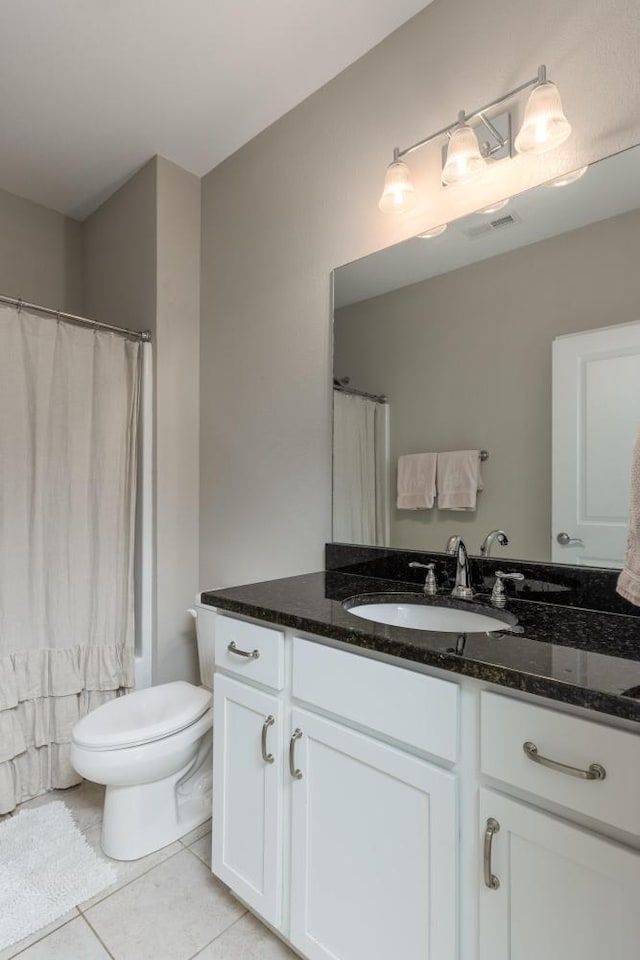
[185,909,249,960]
[79,911,117,959]
[77,842,187,915]
[178,822,213,848]
[2,912,80,960]
[183,841,211,868]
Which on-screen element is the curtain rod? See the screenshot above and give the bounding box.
[334,383,388,404]
[0,294,152,343]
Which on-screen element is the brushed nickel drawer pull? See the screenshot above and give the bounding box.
[484,818,500,890]
[261,716,275,764]
[227,640,260,660]
[523,741,606,781]
[289,728,303,780]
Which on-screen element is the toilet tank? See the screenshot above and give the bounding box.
[191,595,216,691]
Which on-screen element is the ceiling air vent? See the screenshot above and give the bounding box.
[461,210,523,240]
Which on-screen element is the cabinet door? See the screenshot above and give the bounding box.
[289,708,457,960]
[479,788,640,960]
[212,674,283,927]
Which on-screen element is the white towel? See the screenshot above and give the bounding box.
[617,428,640,605]
[396,453,437,509]
[437,450,483,511]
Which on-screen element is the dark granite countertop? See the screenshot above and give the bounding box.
[201,570,640,724]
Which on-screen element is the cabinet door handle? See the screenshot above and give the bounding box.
[227,640,260,660]
[261,715,275,764]
[523,741,606,781]
[289,728,303,780]
[483,818,500,890]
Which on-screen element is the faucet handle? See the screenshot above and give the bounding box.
[409,561,438,595]
[491,570,525,607]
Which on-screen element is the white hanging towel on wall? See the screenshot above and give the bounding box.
[617,427,640,605]
[437,450,483,511]
[396,453,437,509]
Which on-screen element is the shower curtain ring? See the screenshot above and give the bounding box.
[17,298,23,314]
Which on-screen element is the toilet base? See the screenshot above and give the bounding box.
[101,730,213,861]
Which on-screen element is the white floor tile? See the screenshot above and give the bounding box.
[187,831,212,869]
[0,912,79,960]
[9,917,111,960]
[180,818,212,847]
[195,913,299,959]
[18,781,105,832]
[84,847,245,960]
[78,824,183,910]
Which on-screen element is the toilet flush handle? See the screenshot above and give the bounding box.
[187,608,197,619]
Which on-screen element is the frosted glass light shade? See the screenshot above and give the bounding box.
[544,165,588,187]
[476,198,509,215]
[442,123,486,184]
[378,160,417,213]
[514,81,571,154]
[417,223,447,238]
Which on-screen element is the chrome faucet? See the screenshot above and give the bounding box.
[480,529,509,557]
[445,535,475,599]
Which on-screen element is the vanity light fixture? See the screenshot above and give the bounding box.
[379,64,571,214]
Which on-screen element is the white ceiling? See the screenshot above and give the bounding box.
[0,0,432,220]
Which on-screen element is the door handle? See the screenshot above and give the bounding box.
[227,640,260,659]
[523,741,606,780]
[261,715,275,764]
[483,818,500,890]
[289,729,303,779]
[556,532,585,547]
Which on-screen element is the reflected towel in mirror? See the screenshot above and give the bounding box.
[397,453,437,509]
[437,450,483,511]
[617,428,640,605]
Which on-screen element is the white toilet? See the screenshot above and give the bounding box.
[71,599,216,861]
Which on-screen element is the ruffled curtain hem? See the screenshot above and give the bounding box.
[0,643,134,813]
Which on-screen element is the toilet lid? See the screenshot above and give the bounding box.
[72,681,212,750]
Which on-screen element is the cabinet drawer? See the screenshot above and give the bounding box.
[292,636,458,761]
[481,692,640,835]
[215,616,285,690]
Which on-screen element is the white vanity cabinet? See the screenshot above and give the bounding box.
[478,789,640,960]
[288,707,457,960]
[212,614,459,960]
[478,693,640,959]
[211,610,640,960]
[212,674,284,926]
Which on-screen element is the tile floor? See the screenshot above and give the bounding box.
[1,783,297,960]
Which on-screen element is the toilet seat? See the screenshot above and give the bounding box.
[72,680,212,751]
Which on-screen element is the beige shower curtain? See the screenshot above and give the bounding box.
[0,306,141,812]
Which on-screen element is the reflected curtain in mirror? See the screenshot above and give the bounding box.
[333,391,389,546]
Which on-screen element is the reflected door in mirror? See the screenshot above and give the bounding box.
[552,321,640,567]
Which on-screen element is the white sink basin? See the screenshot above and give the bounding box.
[345,598,514,633]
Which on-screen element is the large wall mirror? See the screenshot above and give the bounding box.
[332,143,640,568]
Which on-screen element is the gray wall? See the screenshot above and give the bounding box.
[0,186,83,311]
[83,160,158,335]
[155,157,201,683]
[84,158,201,685]
[335,208,640,562]
[199,0,640,590]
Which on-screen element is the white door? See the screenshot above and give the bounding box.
[289,708,457,960]
[212,674,284,928]
[479,789,640,960]
[552,321,640,565]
